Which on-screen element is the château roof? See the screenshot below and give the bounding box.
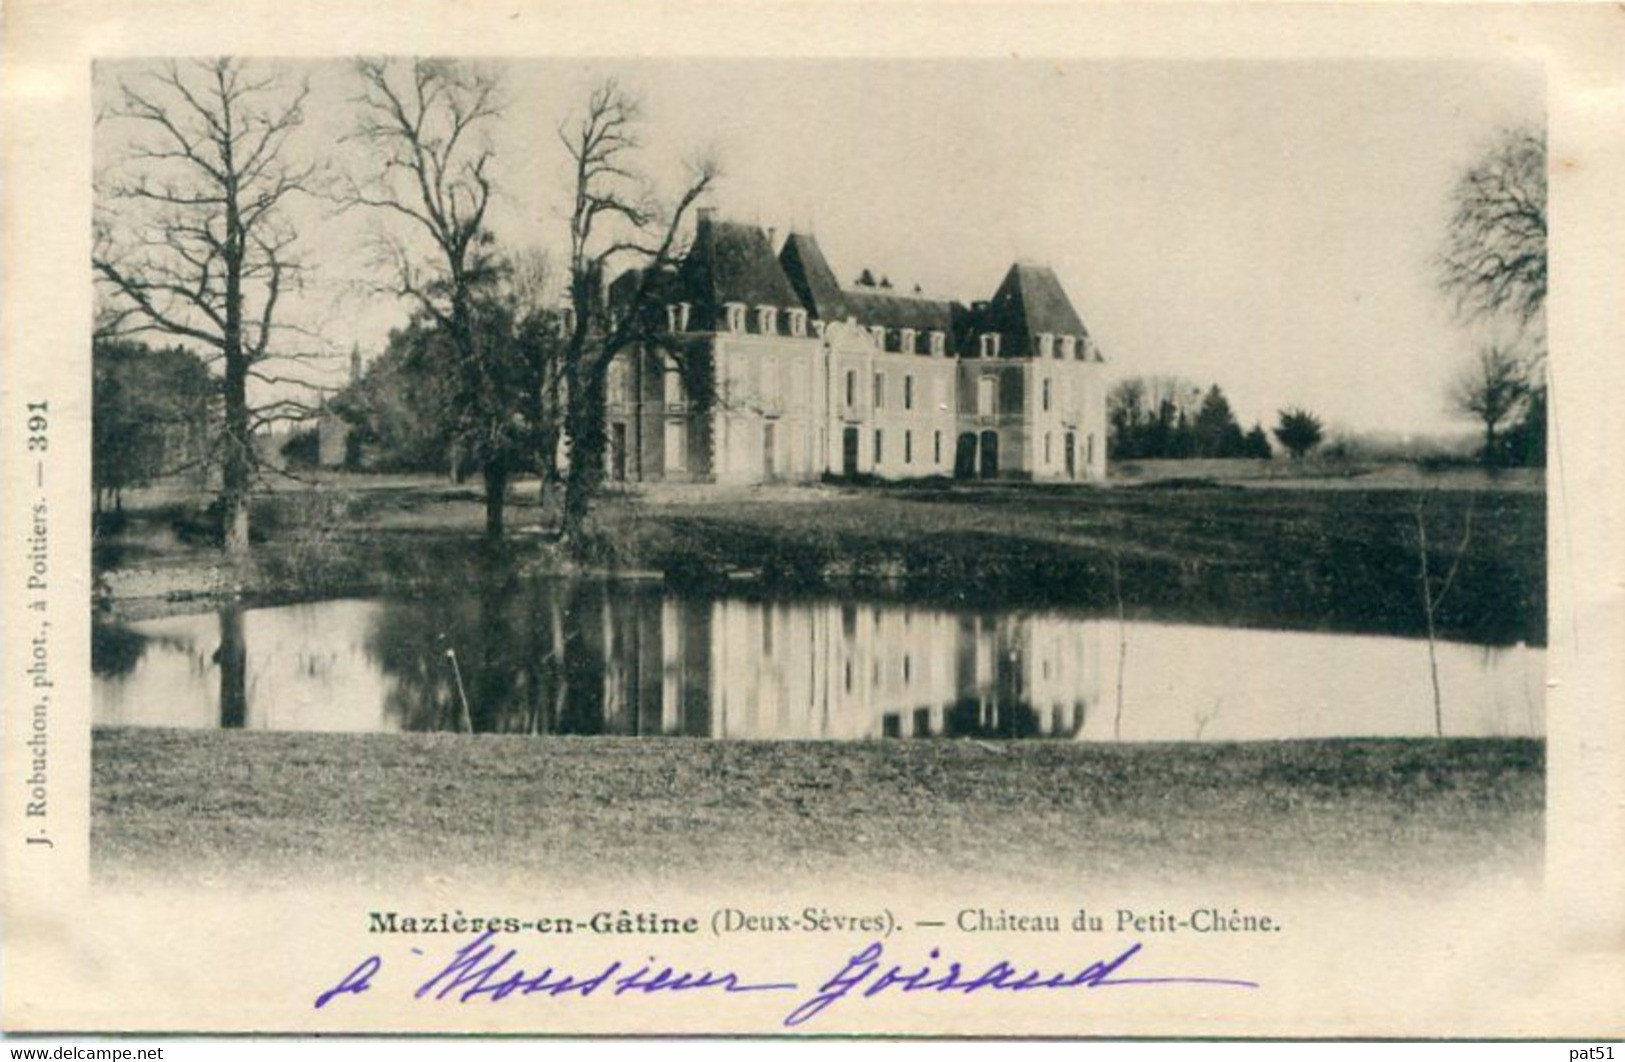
[639,213,1094,357]
[842,289,956,333]
[778,232,846,320]
[780,230,956,333]
[677,215,802,312]
[984,263,1091,356]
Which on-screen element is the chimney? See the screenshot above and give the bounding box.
[767,226,777,250]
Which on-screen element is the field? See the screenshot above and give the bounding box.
[93,729,1544,890]
[95,462,1545,645]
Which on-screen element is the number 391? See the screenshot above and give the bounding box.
[26,401,47,451]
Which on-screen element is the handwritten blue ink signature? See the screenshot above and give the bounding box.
[314,930,1259,1027]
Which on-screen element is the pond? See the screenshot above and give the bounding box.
[92,582,1543,741]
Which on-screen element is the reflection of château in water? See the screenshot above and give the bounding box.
[92,586,1542,740]
[598,598,1095,740]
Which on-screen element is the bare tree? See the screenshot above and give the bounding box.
[1413,496,1474,738]
[94,58,317,560]
[344,58,519,540]
[1438,126,1546,328]
[556,79,719,540]
[1451,344,1531,464]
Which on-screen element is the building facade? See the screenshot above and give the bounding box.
[604,211,1109,485]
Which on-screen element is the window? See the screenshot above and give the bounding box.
[979,332,1001,358]
[904,430,913,465]
[756,306,777,335]
[1038,332,1055,359]
[929,330,946,357]
[1060,335,1076,360]
[665,304,681,333]
[977,376,997,416]
[813,320,827,339]
[725,303,746,333]
[873,372,886,410]
[934,430,942,464]
[870,325,887,349]
[1044,432,1052,464]
[664,420,686,472]
[904,374,915,410]
[1087,433,1095,465]
[560,306,576,336]
[935,378,949,411]
[663,367,684,406]
[762,358,778,404]
[845,369,856,408]
[900,328,917,354]
[787,308,807,337]
[608,360,626,404]
[874,429,884,465]
[1042,378,1052,412]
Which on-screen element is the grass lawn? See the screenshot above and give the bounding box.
[93,729,1543,890]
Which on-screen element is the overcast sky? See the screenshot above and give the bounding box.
[95,57,1543,437]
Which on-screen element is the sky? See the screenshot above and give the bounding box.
[94,57,1544,437]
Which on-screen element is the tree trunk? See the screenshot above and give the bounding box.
[483,462,507,541]
[221,186,252,565]
[562,359,607,540]
[217,604,248,729]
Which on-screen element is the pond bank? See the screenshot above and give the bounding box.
[93,475,1546,644]
[93,729,1544,890]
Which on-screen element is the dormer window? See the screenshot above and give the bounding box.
[756,306,778,335]
[725,303,746,334]
[979,332,1001,358]
[813,320,827,339]
[1038,333,1055,359]
[900,328,917,354]
[870,325,887,349]
[666,303,693,333]
[787,308,807,337]
[929,330,946,357]
[1059,335,1076,360]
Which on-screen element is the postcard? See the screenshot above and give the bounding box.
[3,0,1622,1039]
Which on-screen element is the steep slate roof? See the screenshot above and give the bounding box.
[778,232,848,320]
[657,216,1090,358]
[780,230,956,333]
[842,289,956,333]
[984,263,1091,357]
[677,215,803,320]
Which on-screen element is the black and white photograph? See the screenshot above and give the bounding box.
[86,54,1546,889]
[5,0,1623,1042]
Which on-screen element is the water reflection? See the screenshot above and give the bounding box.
[92,583,1544,741]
